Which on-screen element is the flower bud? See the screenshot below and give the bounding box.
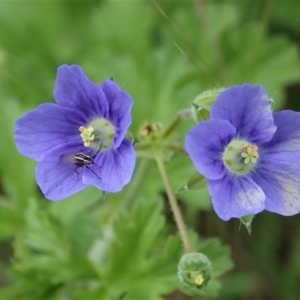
[191,104,210,122]
[191,88,225,122]
[138,122,162,141]
[178,252,212,294]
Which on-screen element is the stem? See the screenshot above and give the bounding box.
[135,142,187,156]
[163,109,192,138]
[155,156,192,253]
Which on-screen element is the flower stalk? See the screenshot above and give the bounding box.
[162,109,192,138]
[155,156,192,253]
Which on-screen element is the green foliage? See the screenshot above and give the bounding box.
[3,197,100,300]
[1,0,300,299]
[86,198,183,300]
[0,196,180,299]
[1,193,232,299]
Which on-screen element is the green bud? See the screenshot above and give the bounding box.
[138,122,163,141]
[191,104,210,122]
[178,252,212,294]
[191,87,225,122]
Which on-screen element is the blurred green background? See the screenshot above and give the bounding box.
[1,0,300,299]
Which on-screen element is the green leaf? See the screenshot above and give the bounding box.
[0,196,24,240]
[87,198,183,299]
[8,197,99,300]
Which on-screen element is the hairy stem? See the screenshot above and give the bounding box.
[156,156,192,253]
[163,109,192,138]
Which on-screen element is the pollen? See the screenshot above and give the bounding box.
[79,125,95,147]
[240,144,259,164]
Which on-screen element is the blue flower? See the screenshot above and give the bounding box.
[15,64,136,201]
[185,84,300,220]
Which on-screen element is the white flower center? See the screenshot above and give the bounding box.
[79,118,115,150]
[222,139,259,175]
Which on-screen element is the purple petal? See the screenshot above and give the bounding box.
[262,110,300,163]
[101,80,133,148]
[208,175,265,221]
[82,139,136,193]
[252,160,300,216]
[15,103,84,161]
[54,65,109,119]
[185,119,236,180]
[256,110,300,215]
[211,84,276,144]
[36,144,87,201]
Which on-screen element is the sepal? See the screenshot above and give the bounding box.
[240,215,254,234]
[178,172,206,191]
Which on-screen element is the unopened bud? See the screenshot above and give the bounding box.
[191,87,225,122]
[178,252,212,294]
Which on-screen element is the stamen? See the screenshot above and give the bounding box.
[240,144,259,164]
[223,139,260,175]
[79,126,95,147]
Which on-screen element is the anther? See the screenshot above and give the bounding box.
[79,126,95,147]
[240,144,259,164]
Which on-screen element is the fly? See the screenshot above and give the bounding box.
[74,152,95,166]
[73,145,102,180]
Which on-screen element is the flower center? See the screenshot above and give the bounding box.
[222,139,259,175]
[79,118,115,150]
